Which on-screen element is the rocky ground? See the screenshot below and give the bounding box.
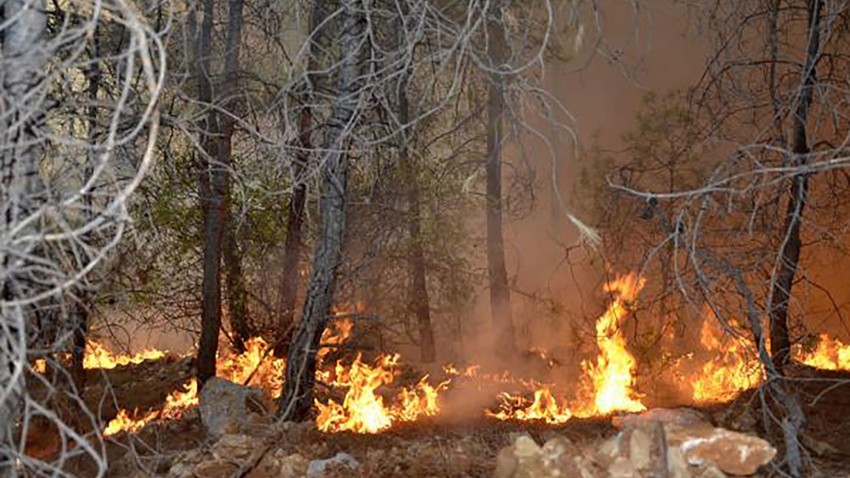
[48,358,850,477]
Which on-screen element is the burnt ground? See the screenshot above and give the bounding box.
[26,357,850,477]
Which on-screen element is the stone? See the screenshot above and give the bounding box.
[627,427,653,470]
[513,435,541,458]
[210,433,260,463]
[695,465,727,478]
[607,456,638,478]
[306,452,359,477]
[668,425,776,476]
[666,446,692,478]
[193,459,238,478]
[199,377,274,438]
[495,434,599,478]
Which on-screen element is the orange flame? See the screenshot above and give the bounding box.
[83,340,165,369]
[795,333,850,370]
[576,273,647,416]
[488,385,572,424]
[688,312,762,403]
[315,353,448,433]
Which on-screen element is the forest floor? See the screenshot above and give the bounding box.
[34,356,850,477]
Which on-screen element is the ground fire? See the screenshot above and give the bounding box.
[84,273,850,440]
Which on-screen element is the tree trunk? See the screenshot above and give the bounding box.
[219,0,249,353]
[398,71,436,363]
[223,210,251,352]
[277,0,325,351]
[195,0,222,387]
[768,0,820,373]
[277,0,363,421]
[196,0,245,385]
[485,1,517,358]
[0,1,47,473]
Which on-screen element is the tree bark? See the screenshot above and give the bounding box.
[768,0,820,373]
[277,0,363,421]
[485,1,517,358]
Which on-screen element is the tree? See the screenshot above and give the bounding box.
[195,0,247,384]
[484,0,518,358]
[278,0,366,421]
[604,0,849,473]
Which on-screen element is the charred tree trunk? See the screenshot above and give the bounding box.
[485,2,517,358]
[0,0,47,472]
[277,0,363,421]
[196,0,245,385]
[768,0,820,373]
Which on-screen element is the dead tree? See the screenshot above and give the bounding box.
[278,0,365,421]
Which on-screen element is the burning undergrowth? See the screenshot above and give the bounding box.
[74,272,850,443]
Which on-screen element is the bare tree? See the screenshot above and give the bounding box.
[0,0,163,474]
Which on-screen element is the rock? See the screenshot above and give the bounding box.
[306,452,359,477]
[666,446,692,478]
[667,425,776,476]
[211,434,260,463]
[613,408,710,429]
[193,459,238,478]
[494,434,601,478]
[246,451,308,478]
[513,435,541,458]
[607,456,638,477]
[199,377,274,437]
[695,465,727,478]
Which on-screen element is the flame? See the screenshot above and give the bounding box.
[488,385,572,424]
[100,318,355,436]
[683,310,762,404]
[315,353,448,433]
[103,409,159,437]
[83,340,165,369]
[576,273,647,416]
[795,333,850,370]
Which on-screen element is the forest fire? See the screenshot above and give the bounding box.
[91,273,850,439]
